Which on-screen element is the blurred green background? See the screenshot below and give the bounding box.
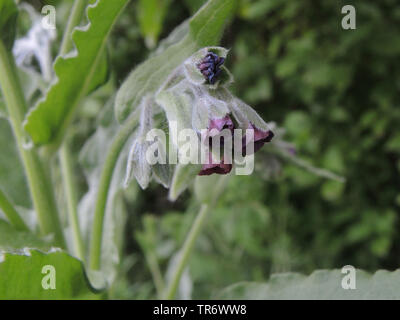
[24,0,400,299]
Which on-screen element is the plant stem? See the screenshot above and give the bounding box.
[0,41,65,247]
[60,0,89,55]
[163,175,230,299]
[57,0,88,261]
[89,112,140,270]
[146,250,165,298]
[269,145,345,183]
[60,144,85,261]
[164,204,210,299]
[0,188,29,232]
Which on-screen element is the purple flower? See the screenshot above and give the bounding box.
[198,153,232,176]
[202,114,235,147]
[197,116,274,175]
[242,123,274,155]
[199,115,235,176]
[209,115,234,133]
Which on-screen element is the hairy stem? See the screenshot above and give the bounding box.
[164,204,210,299]
[146,250,165,298]
[269,145,345,183]
[0,41,65,247]
[163,175,230,299]
[0,188,29,232]
[57,0,88,261]
[89,112,139,270]
[60,144,85,261]
[60,0,89,55]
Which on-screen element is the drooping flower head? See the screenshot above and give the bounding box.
[153,47,275,180]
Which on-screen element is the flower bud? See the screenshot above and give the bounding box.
[197,52,226,84]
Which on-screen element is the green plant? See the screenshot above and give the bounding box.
[0,0,398,300]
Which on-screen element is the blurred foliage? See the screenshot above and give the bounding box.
[107,0,400,299]
[226,0,400,274]
[137,0,172,49]
[10,0,400,299]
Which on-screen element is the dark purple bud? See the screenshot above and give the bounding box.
[197,51,225,84]
[198,62,214,70]
[205,52,218,61]
[209,74,216,84]
[242,123,274,155]
[214,68,222,78]
[216,57,225,68]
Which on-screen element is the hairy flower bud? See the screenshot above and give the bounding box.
[197,52,225,84]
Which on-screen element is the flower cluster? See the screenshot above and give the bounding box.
[199,114,274,176]
[124,46,277,192]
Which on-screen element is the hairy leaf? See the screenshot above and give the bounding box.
[115,0,236,122]
[24,0,129,148]
[0,219,48,252]
[216,269,400,299]
[0,119,31,208]
[124,98,154,189]
[169,164,201,201]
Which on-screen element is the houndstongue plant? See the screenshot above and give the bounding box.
[0,0,373,301]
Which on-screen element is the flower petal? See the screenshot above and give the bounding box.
[242,123,274,155]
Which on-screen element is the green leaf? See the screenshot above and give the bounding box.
[0,0,18,50]
[152,20,189,57]
[0,249,100,299]
[156,89,196,153]
[137,0,172,49]
[0,118,31,208]
[115,0,236,122]
[24,0,129,148]
[216,269,400,299]
[183,0,208,14]
[0,218,99,299]
[0,219,49,251]
[169,164,201,201]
